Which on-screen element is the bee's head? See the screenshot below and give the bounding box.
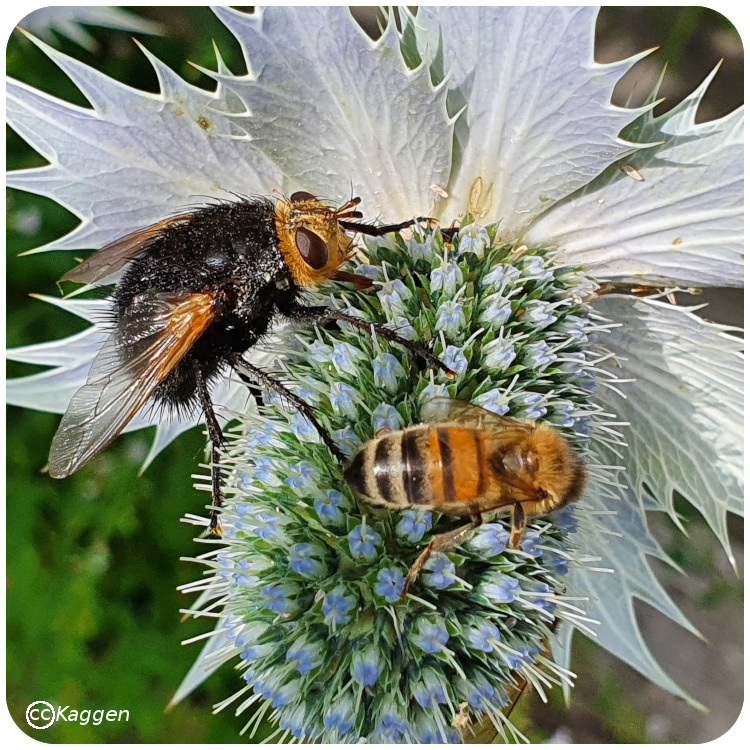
[524,425,587,509]
[274,192,361,287]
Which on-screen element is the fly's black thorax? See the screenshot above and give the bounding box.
[112,198,291,410]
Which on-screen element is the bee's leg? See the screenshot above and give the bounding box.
[402,515,483,597]
[509,505,527,549]
[194,365,224,535]
[279,303,455,379]
[338,216,435,236]
[231,356,347,464]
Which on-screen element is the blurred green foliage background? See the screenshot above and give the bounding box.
[6,6,743,743]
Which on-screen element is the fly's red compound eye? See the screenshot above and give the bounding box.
[290,191,316,203]
[295,227,329,270]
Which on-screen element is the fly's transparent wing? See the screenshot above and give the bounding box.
[48,291,217,477]
[61,214,193,284]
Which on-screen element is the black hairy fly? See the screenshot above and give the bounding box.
[48,192,454,532]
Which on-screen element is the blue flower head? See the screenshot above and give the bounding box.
[272,676,302,708]
[520,254,554,281]
[525,580,556,614]
[372,403,403,432]
[286,637,325,675]
[440,345,469,381]
[314,489,349,527]
[351,644,383,687]
[323,692,356,735]
[479,291,513,329]
[422,553,456,590]
[483,262,521,292]
[458,223,491,257]
[412,668,449,708]
[377,279,411,318]
[466,523,510,557]
[515,391,548,420]
[545,547,570,575]
[374,701,409,742]
[332,428,361,457]
[559,314,588,342]
[430,261,462,296]
[553,505,579,534]
[261,582,300,615]
[435,299,466,337]
[483,336,516,370]
[284,461,320,494]
[395,509,433,543]
[348,523,382,562]
[521,300,556,328]
[472,389,510,416]
[331,342,362,376]
[307,339,333,363]
[409,233,436,261]
[372,352,406,392]
[467,620,500,653]
[248,455,280,486]
[328,381,360,418]
[374,567,406,603]
[288,411,318,442]
[288,542,328,579]
[279,703,308,739]
[246,420,280,448]
[232,558,260,587]
[389,315,417,341]
[521,529,544,557]
[253,510,286,542]
[409,616,450,654]
[419,382,450,403]
[241,641,274,661]
[549,402,577,428]
[481,573,522,604]
[455,672,495,709]
[321,587,357,627]
[412,711,460,743]
[524,340,555,370]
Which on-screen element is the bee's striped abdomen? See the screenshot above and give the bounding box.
[344,425,489,516]
[401,428,430,505]
[428,426,484,513]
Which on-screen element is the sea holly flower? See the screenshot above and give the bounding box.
[7,6,742,743]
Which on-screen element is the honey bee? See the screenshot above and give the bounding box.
[344,398,585,590]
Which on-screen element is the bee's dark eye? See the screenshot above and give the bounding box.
[290,191,315,204]
[295,227,329,269]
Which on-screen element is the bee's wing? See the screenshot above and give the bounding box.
[48,291,218,478]
[61,215,192,284]
[421,397,534,436]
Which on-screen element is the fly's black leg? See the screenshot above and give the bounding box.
[231,355,347,464]
[194,364,224,535]
[278,303,456,380]
[338,216,435,236]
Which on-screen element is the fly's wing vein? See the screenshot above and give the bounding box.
[61,214,193,284]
